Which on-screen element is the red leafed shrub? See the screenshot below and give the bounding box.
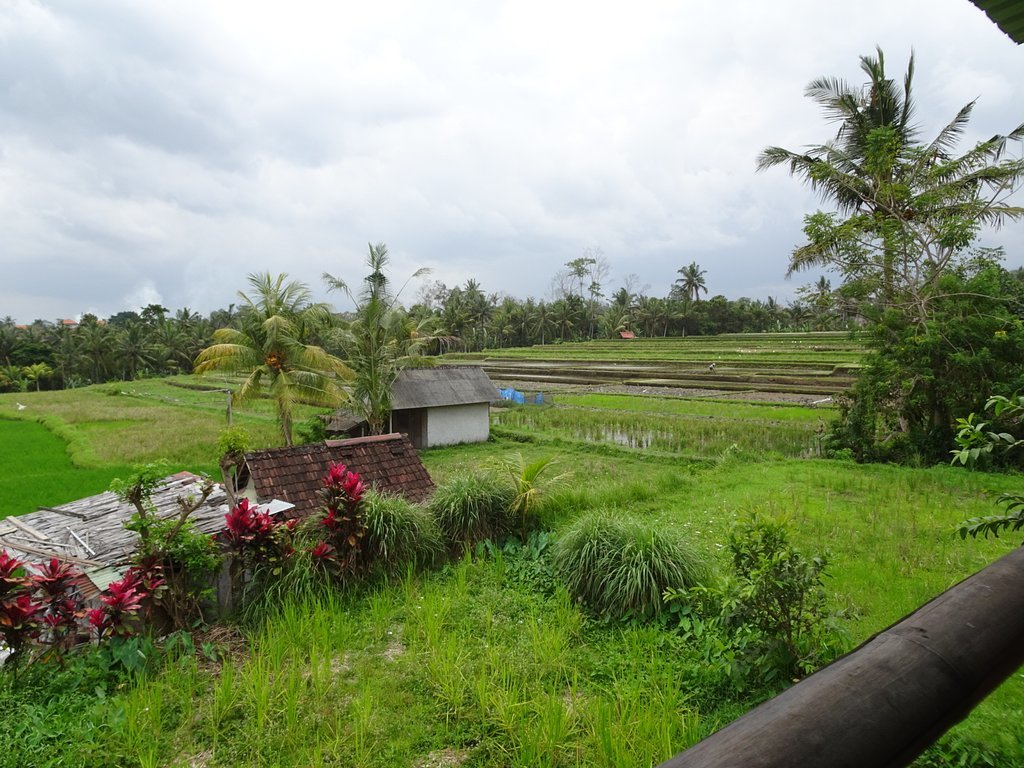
[32,558,85,657]
[222,498,294,603]
[224,498,290,563]
[316,463,368,577]
[0,550,30,599]
[0,593,43,659]
[90,569,159,641]
[0,550,42,663]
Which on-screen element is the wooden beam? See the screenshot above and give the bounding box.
[0,540,102,568]
[659,546,1024,768]
[37,505,89,520]
[4,515,50,541]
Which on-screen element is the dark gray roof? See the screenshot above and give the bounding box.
[969,0,1024,43]
[390,366,499,409]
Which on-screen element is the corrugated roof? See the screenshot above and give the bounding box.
[244,433,435,517]
[969,0,1024,43]
[391,366,499,409]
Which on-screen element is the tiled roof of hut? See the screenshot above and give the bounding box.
[0,472,228,568]
[244,433,434,516]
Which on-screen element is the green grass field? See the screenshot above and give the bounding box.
[0,372,1021,767]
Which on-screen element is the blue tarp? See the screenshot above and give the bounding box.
[499,387,525,404]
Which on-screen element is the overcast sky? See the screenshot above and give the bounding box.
[2,0,1022,322]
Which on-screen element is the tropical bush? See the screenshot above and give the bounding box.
[668,515,846,689]
[552,510,710,621]
[429,471,515,549]
[361,490,444,576]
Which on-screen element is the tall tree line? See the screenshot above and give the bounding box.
[9,258,1022,395]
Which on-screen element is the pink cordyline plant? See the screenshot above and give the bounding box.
[316,464,368,575]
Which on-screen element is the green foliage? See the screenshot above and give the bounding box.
[668,515,846,689]
[956,495,1024,540]
[552,510,711,621]
[216,426,251,458]
[361,490,444,576]
[829,265,1024,464]
[428,470,515,548]
[914,732,1006,768]
[195,272,350,446]
[477,530,558,594]
[951,394,1024,468]
[951,394,1024,540]
[127,515,221,579]
[294,412,329,444]
[110,461,171,516]
[217,425,252,500]
[494,452,567,538]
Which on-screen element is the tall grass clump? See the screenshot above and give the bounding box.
[362,490,444,576]
[242,543,328,622]
[429,471,515,548]
[553,511,710,621]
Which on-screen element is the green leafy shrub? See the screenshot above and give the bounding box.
[362,491,443,576]
[477,530,558,593]
[493,453,567,539]
[429,471,515,548]
[552,510,710,621]
[668,515,846,690]
[113,464,221,630]
[295,413,329,445]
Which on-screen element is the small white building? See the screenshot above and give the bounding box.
[327,366,499,449]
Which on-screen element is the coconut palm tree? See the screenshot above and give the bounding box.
[21,362,53,392]
[114,321,159,380]
[675,262,708,303]
[324,243,431,436]
[756,47,1024,319]
[195,272,350,446]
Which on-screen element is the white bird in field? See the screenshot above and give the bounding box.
[16,403,26,410]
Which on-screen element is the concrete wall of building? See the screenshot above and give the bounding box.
[425,403,490,447]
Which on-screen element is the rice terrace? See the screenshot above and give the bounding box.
[1,327,1023,766]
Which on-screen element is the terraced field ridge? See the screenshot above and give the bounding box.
[445,331,867,397]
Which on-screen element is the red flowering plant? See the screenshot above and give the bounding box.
[222,498,293,601]
[315,463,368,579]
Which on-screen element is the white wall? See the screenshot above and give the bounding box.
[425,403,490,447]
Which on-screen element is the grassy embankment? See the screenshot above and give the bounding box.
[0,369,1021,766]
